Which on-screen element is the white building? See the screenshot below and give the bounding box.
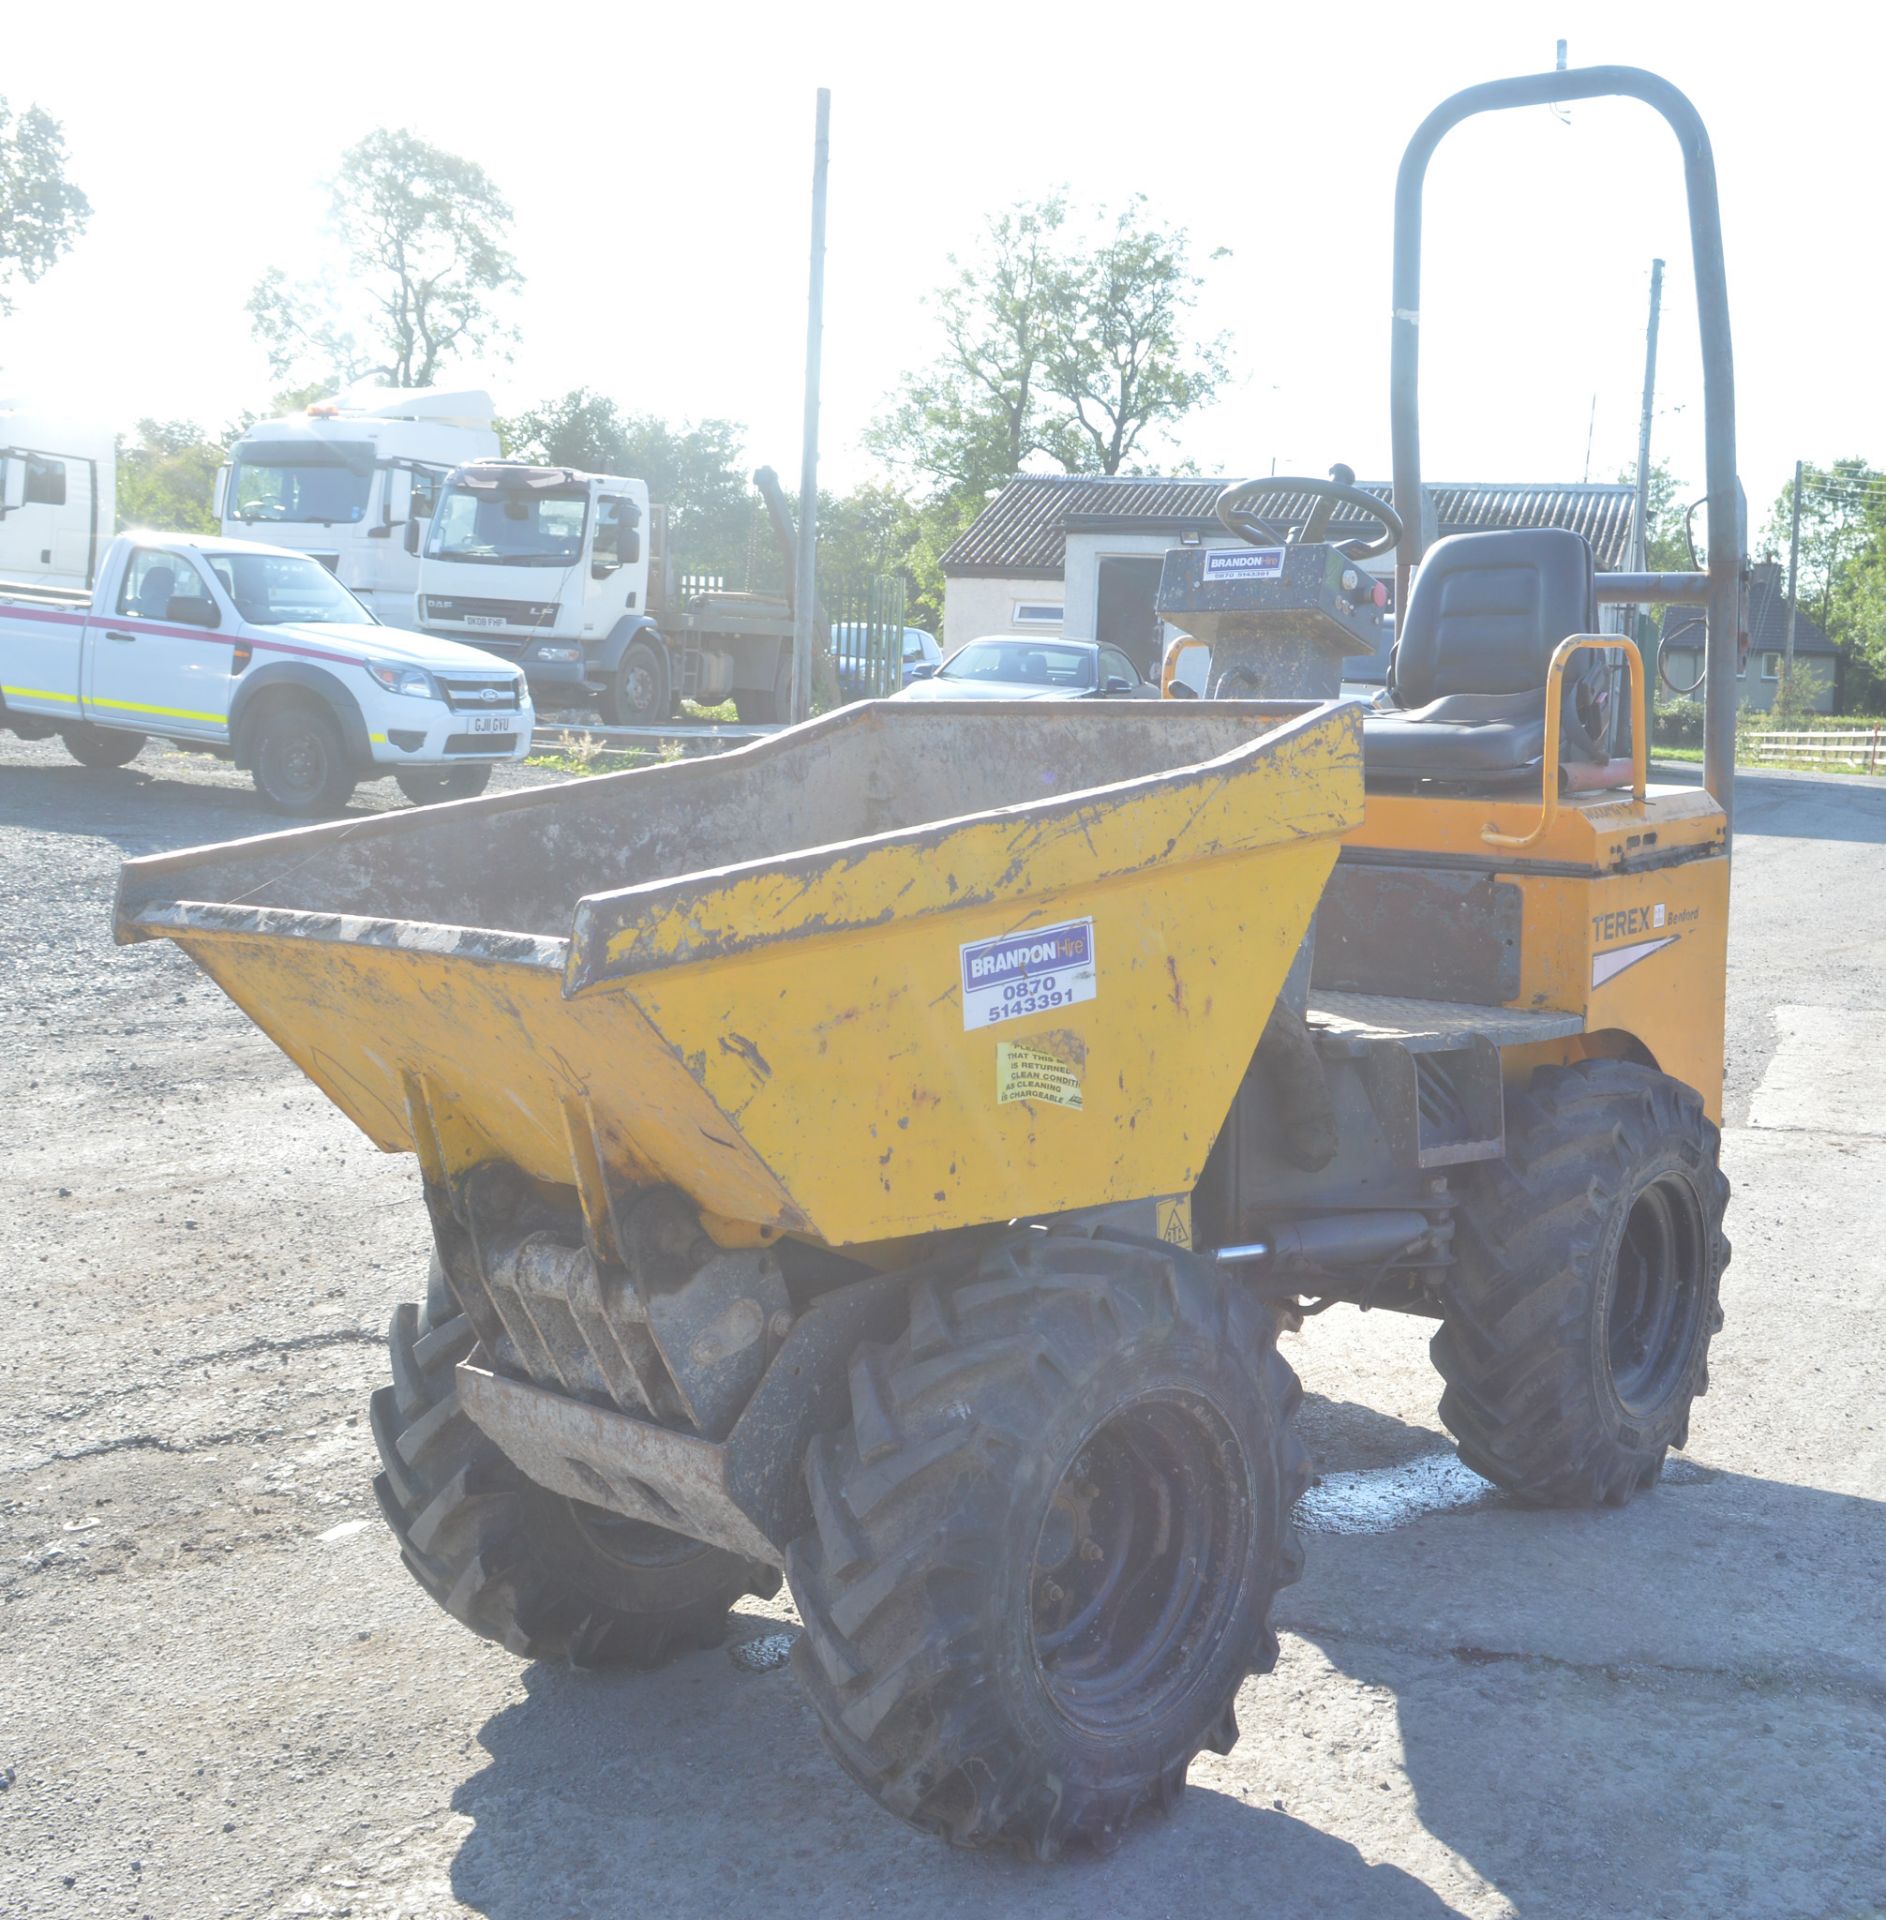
[939,475,1639,681]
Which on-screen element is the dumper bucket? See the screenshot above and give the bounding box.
[116,701,1361,1250]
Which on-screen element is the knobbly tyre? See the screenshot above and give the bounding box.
[114,65,1743,1859]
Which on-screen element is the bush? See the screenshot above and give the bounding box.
[1653,697,1705,747]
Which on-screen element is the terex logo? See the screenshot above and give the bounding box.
[1591,903,1667,944]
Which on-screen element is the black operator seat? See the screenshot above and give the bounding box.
[1363,528,1607,783]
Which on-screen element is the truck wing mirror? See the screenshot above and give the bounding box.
[404,518,422,556]
[164,594,221,629]
[0,458,24,516]
[619,529,640,565]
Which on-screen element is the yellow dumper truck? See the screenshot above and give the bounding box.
[116,66,1744,1859]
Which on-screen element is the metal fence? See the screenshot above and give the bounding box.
[827,576,908,702]
[1741,726,1886,774]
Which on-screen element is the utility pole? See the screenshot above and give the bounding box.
[792,88,831,725]
[1628,258,1664,652]
[1783,458,1804,692]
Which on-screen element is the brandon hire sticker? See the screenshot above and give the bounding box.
[959,917,1097,1031]
[1202,546,1285,582]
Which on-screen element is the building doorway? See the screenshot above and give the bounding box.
[1095,556,1166,680]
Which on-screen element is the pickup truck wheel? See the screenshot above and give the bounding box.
[599,638,669,726]
[787,1233,1308,1859]
[251,704,357,815]
[395,765,492,805]
[60,723,146,769]
[1432,1060,1730,1506]
[370,1261,778,1667]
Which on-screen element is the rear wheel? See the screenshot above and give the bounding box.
[787,1233,1308,1859]
[1433,1060,1730,1506]
[60,723,145,769]
[250,703,356,815]
[395,764,492,806]
[371,1259,779,1666]
[599,637,669,727]
[734,646,794,724]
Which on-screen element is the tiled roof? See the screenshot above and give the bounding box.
[941,474,1641,575]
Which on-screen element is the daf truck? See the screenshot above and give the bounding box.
[217,388,499,628]
[415,461,802,723]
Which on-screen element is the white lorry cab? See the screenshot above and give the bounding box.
[0,410,116,590]
[417,460,802,724]
[218,389,499,628]
[0,531,531,813]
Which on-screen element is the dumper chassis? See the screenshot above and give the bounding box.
[116,64,1746,1861]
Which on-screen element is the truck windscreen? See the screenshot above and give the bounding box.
[230,441,375,526]
[426,485,587,566]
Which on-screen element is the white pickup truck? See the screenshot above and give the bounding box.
[0,532,532,813]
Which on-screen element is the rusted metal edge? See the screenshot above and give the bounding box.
[454,1265,912,1564]
[563,699,1364,996]
[120,899,567,971]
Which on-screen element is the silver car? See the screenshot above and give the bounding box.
[893,636,1149,701]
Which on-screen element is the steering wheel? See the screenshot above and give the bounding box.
[1215,465,1405,561]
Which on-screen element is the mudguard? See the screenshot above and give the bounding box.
[228,662,372,769]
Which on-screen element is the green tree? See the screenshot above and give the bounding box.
[865,197,1070,497]
[1621,457,1696,572]
[251,130,520,391]
[1761,460,1886,644]
[0,97,90,315]
[116,420,225,533]
[816,484,976,635]
[869,194,1228,495]
[1040,198,1228,476]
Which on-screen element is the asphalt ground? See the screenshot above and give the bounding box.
[1,736,1882,1919]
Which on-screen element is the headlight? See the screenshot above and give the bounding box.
[529,643,582,662]
[366,662,438,700]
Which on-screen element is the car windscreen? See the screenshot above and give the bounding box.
[426,484,587,565]
[940,641,1097,690]
[201,551,372,627]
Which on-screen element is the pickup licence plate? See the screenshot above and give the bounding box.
[468,715,513,735]
[462,614,506,629]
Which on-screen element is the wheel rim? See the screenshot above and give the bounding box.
[1029,1392,1248,1735]
[262,722,328,804]
[620,652,657,714]
[1606,1174,1706,1412]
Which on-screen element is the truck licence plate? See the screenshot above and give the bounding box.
[468,715,513,735]
[462,615,505,629]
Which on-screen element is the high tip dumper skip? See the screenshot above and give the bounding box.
[116,65,1743,1860]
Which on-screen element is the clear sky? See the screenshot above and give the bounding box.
[3,1,1879,538]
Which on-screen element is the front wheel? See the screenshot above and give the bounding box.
[598,637,670,727]
[371,1260,779,1666]
[1433,1060,1730,1506]
[250,704,357,815]
[395,764,492,806]
[60,723,146,769]
[787,1233,1308,1859]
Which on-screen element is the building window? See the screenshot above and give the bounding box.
[1761,652,1781,680]
[25,454,66,507]
[1011,600,1064,627]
